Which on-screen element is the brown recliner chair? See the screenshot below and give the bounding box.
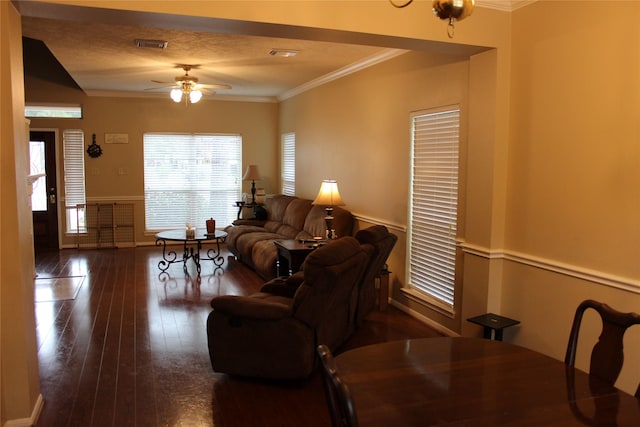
[353,225,397,325]
[259,225,397,329]
[206,237,370,379]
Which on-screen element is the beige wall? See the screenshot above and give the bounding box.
[1,2,42,424]
[501,1,640,395]
[27,79,279,246]
[279,49,478,333]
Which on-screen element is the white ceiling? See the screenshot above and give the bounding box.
[17,1,529,103]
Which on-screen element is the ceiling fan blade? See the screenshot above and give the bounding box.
[198,83,232,90]
[151,79,173,84]
[144,85,177,91]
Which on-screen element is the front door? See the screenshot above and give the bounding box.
[30,131,59,251]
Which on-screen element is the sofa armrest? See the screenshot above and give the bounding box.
[232,219,267,227]
[211,295,292,320]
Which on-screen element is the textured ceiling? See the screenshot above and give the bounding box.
[18,1,519,102]
[22,15,389,101]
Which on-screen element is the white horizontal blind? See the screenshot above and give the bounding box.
[63,129,86,233]
[408,106,460,312]
[143,133,241,230]
[281,132,295,196]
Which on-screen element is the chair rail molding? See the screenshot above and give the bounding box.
[459,241,640,294]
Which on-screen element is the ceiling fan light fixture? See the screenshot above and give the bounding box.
[189,90,202,103]
[170,88,183,102]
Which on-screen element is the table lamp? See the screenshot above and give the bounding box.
[312,179,345,240]
[242,165,260,205]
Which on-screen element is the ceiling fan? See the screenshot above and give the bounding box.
[148,64,231,104]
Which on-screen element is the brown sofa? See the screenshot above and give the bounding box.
[225,195,354,280]
[207,237,370,379]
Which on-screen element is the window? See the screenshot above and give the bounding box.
[281,132,295,196]
[63,129,86,233]
[143,133,241,230]
[25,104,82,119]
[407,106,460,315]
[29,140,47,211]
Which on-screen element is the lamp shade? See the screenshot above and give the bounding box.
[242,165,260,181]
[313,180,345,206]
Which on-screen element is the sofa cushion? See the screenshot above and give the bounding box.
[251,239,280,280]
[235,231,283,262]
[262,195,296,232]
[298,205,354,240]
[276,198,313,238]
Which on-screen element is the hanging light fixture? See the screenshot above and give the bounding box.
[170,82,203,105]
[390,0,474,38]
[148,65,231,105]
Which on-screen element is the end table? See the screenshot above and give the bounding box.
[467,313,520,341]
[274,239,317,276]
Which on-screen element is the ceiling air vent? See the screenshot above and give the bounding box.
[134,39,168,49]
[268,49,298,58]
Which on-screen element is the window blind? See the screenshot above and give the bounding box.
[408,107,460,312]
[143,133,241,230]
[63,129,86,233]
[281,132,295,196]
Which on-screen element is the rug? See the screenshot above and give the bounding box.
[34,276,85,302]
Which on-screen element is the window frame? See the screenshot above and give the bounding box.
[62,129,86,234]
[406,105,461,317]
[143,132,242,231]
[281,132,295,196]
[26,103,83,119]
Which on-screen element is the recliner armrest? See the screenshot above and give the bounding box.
[260,271,305,297]
[211,295,292,320]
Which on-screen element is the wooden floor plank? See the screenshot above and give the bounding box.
[34,245,442,427]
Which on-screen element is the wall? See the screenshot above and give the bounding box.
[279,49,481,333]
[27,78,279,247]
[500,1,640,395]
[1,2,42,424]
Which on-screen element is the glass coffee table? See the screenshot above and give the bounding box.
[155,229,227,276]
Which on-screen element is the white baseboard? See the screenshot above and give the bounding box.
[3,394,44,427]
[388,299,459,337]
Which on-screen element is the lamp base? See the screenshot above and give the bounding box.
[250,180,257,205]
[324,207,336,240]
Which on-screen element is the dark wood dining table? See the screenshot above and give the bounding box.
[335,337,640,426]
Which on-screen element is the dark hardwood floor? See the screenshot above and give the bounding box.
[33,245,442,427]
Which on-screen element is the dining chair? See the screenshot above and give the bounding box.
[317,344,359,427]
[564,299,640,397]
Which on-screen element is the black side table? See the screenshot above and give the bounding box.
[467,313,520,341]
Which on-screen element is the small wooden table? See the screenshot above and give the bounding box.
[273,239,317,276]
[467,312,520,341]
[335,337,640,426]
[155,229,227,276]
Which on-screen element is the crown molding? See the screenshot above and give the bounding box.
[476,0,537,12]
[278,48,408,101]
[84,90,277,104]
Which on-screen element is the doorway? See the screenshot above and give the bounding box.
[30,130,59,251]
